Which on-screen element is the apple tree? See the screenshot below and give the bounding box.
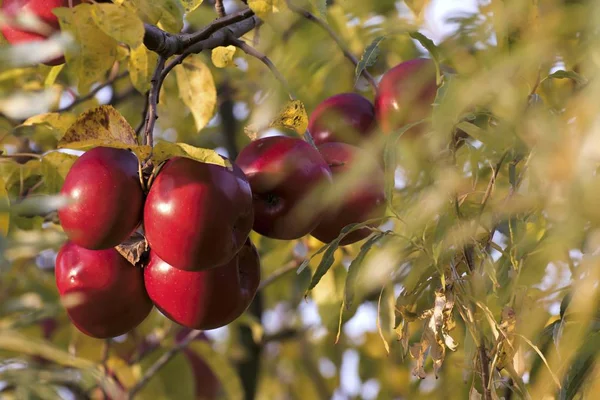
[0,0,599,399]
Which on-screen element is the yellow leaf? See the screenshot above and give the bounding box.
[0,176,9,236]
[41,151,78,193]
[54,4,118,94]
[247,0,284,20]
[151,141,227,167]
[211,45,237,68]
[58,105,151,160]
[180,0,204,13]
[269,100,308,135]
[120,0,184,33]
[91,3,145,48]
[44,65,64,88]
[174,55,216,132]
[129,45,158,93]
[20,112,77,138]
[404,0,431,21]
[106,357,138,389]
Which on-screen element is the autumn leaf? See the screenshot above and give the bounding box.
[0,176,9,236]
[247,0,284,20]
[269,100,308,135]
[151,141,228,168]
[175,55,217,132]
[91,3,145,48]
[211,46,237,68]
[129,45,158,93]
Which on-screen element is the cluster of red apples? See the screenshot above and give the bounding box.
[54,57,445,339]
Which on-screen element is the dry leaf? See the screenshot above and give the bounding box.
[115,232,148,266]
[269,100,308,135]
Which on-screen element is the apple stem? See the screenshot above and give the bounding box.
[285,1,379,93]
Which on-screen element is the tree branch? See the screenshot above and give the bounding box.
[285,1,378,92]
[215,0,226,18]
[57,71,129,113]
[127,330,204,399]
[142,57,166,148]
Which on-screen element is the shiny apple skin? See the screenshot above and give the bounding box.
[374,58,439,135]
[0,0,80,66]
[236,136,332,240]
[311,142,386,245]
[308,93,376,146]
[143,240,261,330]
[55,242,153,339]
[143,157,253,271]
[58,147,144,250]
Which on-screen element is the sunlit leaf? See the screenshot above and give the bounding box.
[0,176,9,236]
[408,31,441,83]
[404,0,431,21]
[269,100,308,136]
[151,141,227,167]
[211,45,237,68]
[91,3,145,48]
[54,4,119,94]
[344,233,384,308]
[175,55,217,132]
[20,112,77,139]
[58,105,151,159]
[247,0,284,20]
[40,151,78,194]
[129,44,158,93]
[377,284,395,354]
[180,0,204,13]
[120,0,184,33]
[313,0,327,18]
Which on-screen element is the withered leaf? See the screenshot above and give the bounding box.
[115,232,148,266]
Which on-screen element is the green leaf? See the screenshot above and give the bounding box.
[559,333,600,400]
[313,0,327,18]
[91,3,145,48]
[58,105,151,160]
[136,349,195,400]
[187,341,244,400]
[151,141,227,167]
[20,112,77,139]
[175,55,217,132]
[408,31,441,84]
[545,70,587,88]
[180,0,204,13]
[54,4,119,94]
[344,233,385,308]
[129,45,158,93]
[120,0,184,33]
[377,284,395,354]
[355,36,386,84]
[383,119,428,216]
[40,151,78,194]
[0,175,9,236]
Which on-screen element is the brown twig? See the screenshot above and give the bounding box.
[215,0,226,18]
[285,1,378,92]
[479,342,493,400]
[57,71,129,113]
[101,339,111,400]
[142,57,166,148]
[127,330,203,399]
[258,260,301,291]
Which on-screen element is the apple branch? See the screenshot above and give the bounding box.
[127,329,204,399]
[142,56,165,148]
[215,0,226,18]
[285,1,378,92]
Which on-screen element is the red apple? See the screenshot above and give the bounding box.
[0,0,80,66]
[310,142,386,245]
[143,157,253,271]
[236,136,332,240]
[143,239,261,330]
[55,242,153,339]
[58,147,144,250]
[374,58,439,135]
[308,93,376,146]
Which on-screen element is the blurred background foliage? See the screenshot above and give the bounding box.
[1,0,600,399]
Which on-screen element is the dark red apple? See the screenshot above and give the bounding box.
[143,239,261,330]
[308,93,376,146]
[236,136,332,240]
[374,58,439,135]
[310,142,386,245]
[58,147,144,250]
[55,242,153,339]
[176,328,221,400]
[143,157,253,271]
[0,0,80,66]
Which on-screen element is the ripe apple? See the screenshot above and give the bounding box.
[58,147,144,250]
[0,0,80,66]
[236,136,332,240]
[374,58,439,135]
[308,93,376,146]
[143,239,261,330]
[144,157,253,271]
[311,142,386,245]
[55,242,153,339]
